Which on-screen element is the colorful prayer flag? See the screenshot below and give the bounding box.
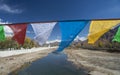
[8,24,27,45]
[0,25,5,41]
[88,20,120,44]
[112,27,120,42]
[31,22,57,45]
[56,21,89,52]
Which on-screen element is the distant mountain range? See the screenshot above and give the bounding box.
[46,39,61,44]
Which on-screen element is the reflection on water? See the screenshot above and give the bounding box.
[11,52,87,75]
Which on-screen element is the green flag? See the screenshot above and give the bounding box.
[112,27,120,43]
[0,25,5,41]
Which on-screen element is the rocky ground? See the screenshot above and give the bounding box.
[0,48,55,75]
[65,48,120,75]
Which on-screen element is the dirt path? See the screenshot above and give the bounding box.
[65,48,120,75]
[0,48,55,75]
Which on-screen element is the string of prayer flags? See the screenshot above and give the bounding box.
[0,20,120,49]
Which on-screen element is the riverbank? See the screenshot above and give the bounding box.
[65,48,120,75]
[0,47,56,75]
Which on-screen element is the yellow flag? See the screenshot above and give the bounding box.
[88,20,120,44]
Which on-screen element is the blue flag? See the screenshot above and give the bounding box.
[56,21,89,52]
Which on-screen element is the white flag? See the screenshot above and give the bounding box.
[31,22,57,45]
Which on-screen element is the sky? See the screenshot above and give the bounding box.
[0,0,120,41]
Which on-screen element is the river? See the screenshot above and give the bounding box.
[9,52,87,75]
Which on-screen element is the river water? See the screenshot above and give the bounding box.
[10,52,87,75]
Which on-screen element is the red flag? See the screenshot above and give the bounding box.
[8,23,27,45]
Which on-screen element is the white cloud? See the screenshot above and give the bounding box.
[0,18,9,24]
[0,4,22,14]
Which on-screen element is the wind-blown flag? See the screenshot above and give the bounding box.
[0,25,5,41]
[31,22,57,45]
[8,24,27,45]
[112,27,120,43]
[88,20,120,44]
[56,21,89,52]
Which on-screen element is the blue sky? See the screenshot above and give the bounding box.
[0,0,120,40]
[0,0,120,22]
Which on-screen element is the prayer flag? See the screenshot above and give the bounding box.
[112,27,120,42]
[0,25,5,41]
[56,21,89,52]
[8,24,27,45]
[31,22,56,45]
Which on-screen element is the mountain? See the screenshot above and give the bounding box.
[42,39,61,47]
[46,39,61,44]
